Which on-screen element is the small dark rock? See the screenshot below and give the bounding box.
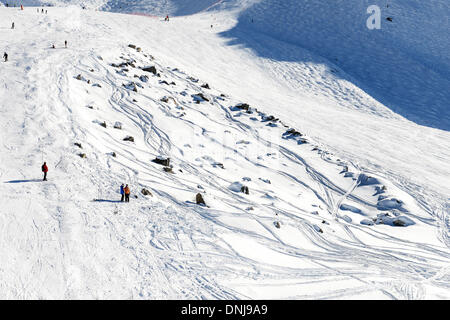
[163,167,174,173]
[152,157,170,167]
[196,193,206,205]
[142,66,157,75]
[240,186,249,195]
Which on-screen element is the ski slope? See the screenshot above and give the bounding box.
[0,1,449,299]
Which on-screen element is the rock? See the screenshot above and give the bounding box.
[196,193,206,205]
[229,182,243,192]
[152,156,170,167]
[114,122,122,129]
[74,142,82,149]
[360,219,375,226]
[139,75,149,83]
[78,153,87,158]
[234,103,250,111]
[201,83,210,89]
[111,152,117,157]
[240,186,249,195]
[75,74,82,80]
[100,121,107,128]
[261,115,278,122]
[86,105,94,109]
[386,17,393,22]
[142,66,157,75]
[192,93,209,102]
[136,47,142,52]
[123,82,137,92]
[393,218,406,227]
[163,167,174,173]
[284,128,303,137]
[141,188,152,196]
[259,178,271,184]
[212,162,224,169]
[160,96,169,103]
[128,44,136,49]
[274,221,281,229]
[123,136,134,142]
[313,225,323,233]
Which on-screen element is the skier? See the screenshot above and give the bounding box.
[42,162,48,181]
[120,184,125,202]
[124,184,130,202]
[3,52,7,62]
[165,15,169,22]
[64,40,67,48]
[11,22,14,29]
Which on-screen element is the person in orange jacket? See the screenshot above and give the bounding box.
[124,184,130,202]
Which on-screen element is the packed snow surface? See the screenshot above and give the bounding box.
[0,1,449,299]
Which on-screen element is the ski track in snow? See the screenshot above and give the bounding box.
[0,5,449,299]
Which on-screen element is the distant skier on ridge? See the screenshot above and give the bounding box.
[3,52,8,62]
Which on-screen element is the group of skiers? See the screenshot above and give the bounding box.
[41,162,133,202]
[120,184,131,202]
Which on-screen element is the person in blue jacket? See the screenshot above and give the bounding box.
[120,184,125,202]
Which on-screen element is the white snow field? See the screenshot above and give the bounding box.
[0,0,449,299]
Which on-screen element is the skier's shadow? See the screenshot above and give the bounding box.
[4,179,43,183]
[93,199,122,203]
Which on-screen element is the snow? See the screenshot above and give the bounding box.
[0,1,449,299]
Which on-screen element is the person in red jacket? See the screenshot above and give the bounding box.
[42,162,48,181]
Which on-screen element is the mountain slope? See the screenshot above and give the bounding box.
[0,3,449,299]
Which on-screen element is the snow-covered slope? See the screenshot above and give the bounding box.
[0,2,449,299]
[5,0,229,15]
